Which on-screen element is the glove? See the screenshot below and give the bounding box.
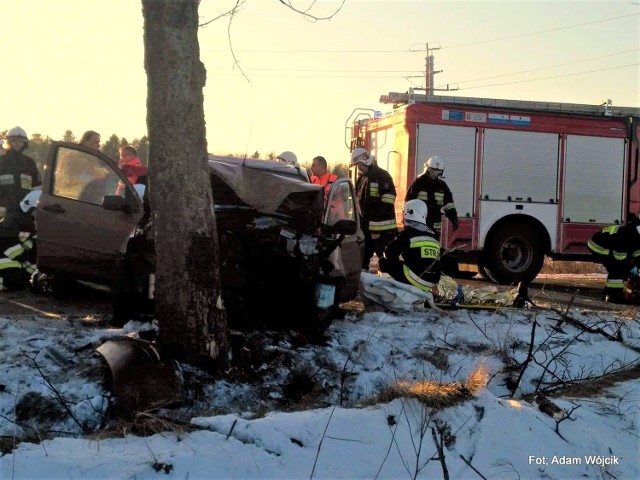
[630,267,639,277]
[452,220,459,231]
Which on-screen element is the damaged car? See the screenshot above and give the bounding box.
[35,142,364,333]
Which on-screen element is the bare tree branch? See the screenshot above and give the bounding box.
[277,0,346,21]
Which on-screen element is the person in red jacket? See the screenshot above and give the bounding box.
[117,145,147,195]
[310,155,338,202]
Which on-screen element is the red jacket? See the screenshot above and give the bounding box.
[120,157,147,185]
[117,157,147,195]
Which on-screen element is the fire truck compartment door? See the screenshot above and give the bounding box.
[562,135,625,224]
[481,129,558,203]
[415,124,477,218]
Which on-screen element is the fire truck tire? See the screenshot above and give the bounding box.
[484,223,544,285]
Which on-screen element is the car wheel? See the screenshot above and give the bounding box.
[484,223,545,285]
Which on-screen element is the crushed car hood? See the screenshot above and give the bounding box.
[209,159,322,215]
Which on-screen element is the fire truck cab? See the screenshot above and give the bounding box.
[348,89,640,284]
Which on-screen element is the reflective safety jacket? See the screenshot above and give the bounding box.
[355,164,398,234]
[587,223,640,264]
[379,226,441,292]
[310,171,338,203]
[0,208,37,290]
[405,174,458,234]
[0,151,41,220]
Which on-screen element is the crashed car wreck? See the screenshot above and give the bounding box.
[35,142,364,334]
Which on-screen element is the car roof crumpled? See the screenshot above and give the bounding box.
[209,158,322,215]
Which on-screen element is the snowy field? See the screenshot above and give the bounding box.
[1,292,639,479]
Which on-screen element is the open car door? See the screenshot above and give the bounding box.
[37,142,144,283]
[323,178,364,301]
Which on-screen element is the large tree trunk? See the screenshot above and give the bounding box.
[142,0,228,370]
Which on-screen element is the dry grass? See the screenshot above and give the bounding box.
[541,258,605,275]
[85,410,197,441]
[549,365,640,399]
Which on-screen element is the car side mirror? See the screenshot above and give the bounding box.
[323,219,357,236]
[103,195,130,212]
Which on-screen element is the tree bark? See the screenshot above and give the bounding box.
[142,0,228,370]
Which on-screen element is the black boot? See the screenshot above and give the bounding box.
[602,287,625,304]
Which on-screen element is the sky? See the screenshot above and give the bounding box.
[1,274,639,479]
[2,0,639,168]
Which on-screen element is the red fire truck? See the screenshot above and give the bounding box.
[347,88,640,284]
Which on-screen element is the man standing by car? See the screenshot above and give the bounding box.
[351,147,397,271]
[310,155,338,203]
[0,127,41,221]
[117,145,147,195]
[405,155,458,239]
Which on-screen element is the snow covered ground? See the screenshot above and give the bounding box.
[1,291,639,479]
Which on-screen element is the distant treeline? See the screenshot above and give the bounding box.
[0,129,149,173]
[1,130,349,178]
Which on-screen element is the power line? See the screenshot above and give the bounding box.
[456,63,639,91]
[442,13,639,49]
[435,48,639,87]
[208,67,423,73]
[209,73,419,78]
[202,48,413,54]
[200,13,639,54]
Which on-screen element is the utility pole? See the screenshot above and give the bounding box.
[425,43,443,95]
[407,43,458,94]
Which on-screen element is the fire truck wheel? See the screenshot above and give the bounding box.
[484,223,545,285]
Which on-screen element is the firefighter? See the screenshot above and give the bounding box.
[0,127,42,221]
[378,199,441,305]
[277,151,299,167]
[405,155,458,239]
[351,147,398,271]
[587,217,640,303]
[277,151,309,181]
[0,189,40,291]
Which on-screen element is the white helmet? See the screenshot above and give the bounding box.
[423,155,444,174]
[351,147,374,167]
[404,199,428,226]
[20,189,42,214]
[277,151,298,166]
[7,126,28,140]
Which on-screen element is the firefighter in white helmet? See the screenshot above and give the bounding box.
[351,147,398,270]
[276,151,310,181]
[405,155,458,239]
[378,199,441,303]
[0,126,41,221]
[0,188,41,291]
[277,151,298,167]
